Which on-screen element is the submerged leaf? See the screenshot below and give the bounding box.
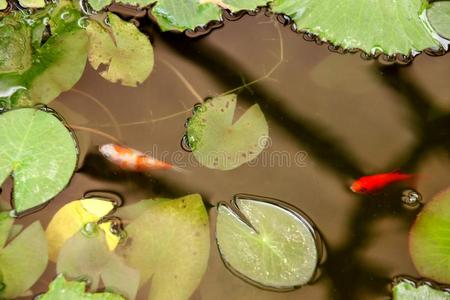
[39,274,125,300]
[0,108,78,213]
[0,214,48,299]
[46,198,118,261]
[410,188,450,284]
[392,280,450,300]
[57,231,139,300]
[124,194,210,300]
[186,94,268,170]
[216,195,320,289]
[428,1,450,39]
[86,13,154,87]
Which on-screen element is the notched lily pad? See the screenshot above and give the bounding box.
[86,13,154,87]
[39,274,125,300]
[410,188,450,284]
[46,197,119,262]
[123,194,210,300]
[392,277,450,300]
[216,194,322,290]
[0,213,48,299]
[428,1,450,40]
[186,94,268,170]
[0,108,78,214]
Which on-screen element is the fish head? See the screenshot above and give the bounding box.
[99,144,116,159]
[350,180,367,193]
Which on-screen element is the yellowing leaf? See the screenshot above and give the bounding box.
[86,13,154,87]
[46,198,117,261]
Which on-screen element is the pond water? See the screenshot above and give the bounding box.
[4,10,450,300]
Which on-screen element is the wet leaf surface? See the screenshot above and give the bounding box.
[392,280,450,300]
[0,108,78,213]
[0,213,48,299]
[46,198,118,261]
[39,274,125,300]
[410,188,450,284]
[86,13,154,87]
[216,196,319,289]
[123,194,210,300]
[57,231,140,300]
[428,1,450,40]
[186,94,268,170]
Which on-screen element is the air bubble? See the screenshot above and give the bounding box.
[401,189,422,208]
[180,134,193,152]
[81,222,99,238]
[8,210,17,218]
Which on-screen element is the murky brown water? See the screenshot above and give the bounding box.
[5,11,450,300]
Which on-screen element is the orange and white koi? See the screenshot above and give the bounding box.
[350,171,414,194]
[99,144,185,173]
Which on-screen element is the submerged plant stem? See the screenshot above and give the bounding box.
[70,88,123,139]
[70,125,121,144]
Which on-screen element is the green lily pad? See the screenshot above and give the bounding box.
[0,6,88,108]
[271,0,440,55]
[0,108,78,214]
[0,213,48,299]
[0,0,7,9]
[18,0,45,8]
[410,188,450,284]
[392,279,450,300]
[87,0,112,11]
[216,195,320,290]
[186,94,268,170]
[86,13,154,87]
[428,1,450,40]
[123,194,210,300]
[57,231,139,300]
[39,274,125,300]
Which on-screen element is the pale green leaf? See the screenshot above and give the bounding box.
[0,221,48,299]
[0,108,78,213]
[216,196,319,289]
[270,0,440,55]
[39,274,125,300]
[393,281,450,300]
[410,188,450,284]
[87,0,112,11]
[0,0,7,10]
[124,194,210,300]
[86,13,154,87]
[57,231,139,300]
[186,94,268,170]
[428,1,450,39]
[18,0,45,8]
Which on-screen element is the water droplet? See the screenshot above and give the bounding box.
[81,222,99,238]
[180,134,192,152]
[9,210,17,218]
[77,16,89,29]
[401,189,422,207]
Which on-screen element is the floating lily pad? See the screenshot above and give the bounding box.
[86,13,154,87]
[410,188,450,284]
[18,0,45,8]
[0,108,78,214]
[392,279,450,300]
[57,231,139,300]
[186,94,268,170]
[46,198,119,262]
[0,0,6,9]
[123,194,210,300]
[428,1,450,40]
[0,6,88,108]
[87,0,112,11]
[39,274,125,300]
[216,195,320,290]
[0,213,48,299]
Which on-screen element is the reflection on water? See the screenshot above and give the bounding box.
[5,9,450,300]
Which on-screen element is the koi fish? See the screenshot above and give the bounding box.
[99,144,185,173]
[350,171,414,194]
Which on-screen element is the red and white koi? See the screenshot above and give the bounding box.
[99,143,185,173]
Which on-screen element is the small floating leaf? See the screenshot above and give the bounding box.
[186,94,268,170]
[392,280,450,300]
[87,0,112,11]
[428,1,450,39]
[410,188,450,284]
[123,194,210,300]
[39,274,125,300]
[57,231,139,300]
[0,0,7,9]
[18,0,45,8]
[46,198,118,262]
[0,214,48,299]
[86,13,154,87]
[216,195,320,289]
[271,0,441,56]
[0,108,78,213]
